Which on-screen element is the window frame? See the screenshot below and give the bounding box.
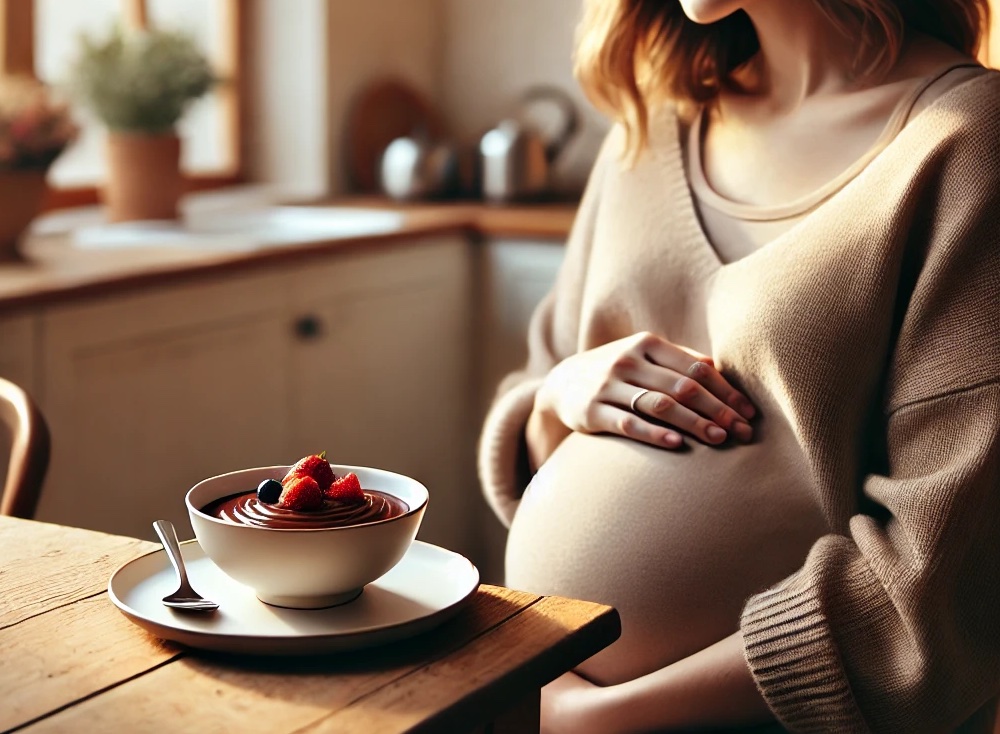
[0,0,251,210]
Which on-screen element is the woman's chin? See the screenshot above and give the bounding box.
[678,0,744,25]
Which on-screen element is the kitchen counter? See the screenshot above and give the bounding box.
[336,196,579,239]
[0,195,577,313]
[0,194,574,584]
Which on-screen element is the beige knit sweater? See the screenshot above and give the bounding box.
[478,70,1000,732]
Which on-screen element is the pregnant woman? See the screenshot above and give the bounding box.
[478,0,1000,731]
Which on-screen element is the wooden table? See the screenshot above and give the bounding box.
[0,517,620,733]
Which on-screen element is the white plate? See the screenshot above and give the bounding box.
[108,540,480,655]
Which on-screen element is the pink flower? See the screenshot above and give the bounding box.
[0,76,78,170]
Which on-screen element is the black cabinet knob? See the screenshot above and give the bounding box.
[294,315,322,340]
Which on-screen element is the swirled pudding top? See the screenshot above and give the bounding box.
[202,489,409,529]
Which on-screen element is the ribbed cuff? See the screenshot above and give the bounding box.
[477,377,544,527]
[740,566,869,733]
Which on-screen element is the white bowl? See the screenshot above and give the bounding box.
[186,464,427,609]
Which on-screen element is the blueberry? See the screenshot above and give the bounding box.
[257,479,283,504]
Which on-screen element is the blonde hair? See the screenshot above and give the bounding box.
[575,0,991,154]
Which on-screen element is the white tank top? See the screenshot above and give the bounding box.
[686,64,988,264]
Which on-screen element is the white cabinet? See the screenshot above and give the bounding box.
[477,238,566,414]
[0,313,38,394]
[286,241,476,557]
[474,237,565,583]
[38,272,291,540]
[32,236,476,558]
[0,313,39,493]
[2,231,568,579]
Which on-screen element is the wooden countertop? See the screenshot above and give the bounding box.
[334,196,579,239]
[0,197,577,313]
[1,516,620,733]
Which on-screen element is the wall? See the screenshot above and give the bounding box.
[250,0,330,199]
[326,0,445,194]
[292,0,604,197]
[439,0,608,194]
[251,0,444,198]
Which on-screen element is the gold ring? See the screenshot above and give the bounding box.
[630,388,650,414]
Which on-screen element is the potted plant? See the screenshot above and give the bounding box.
[0,76,77,260]
[69,27,214,222]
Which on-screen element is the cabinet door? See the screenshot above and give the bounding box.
[0,313,37,393]
[39,274,289,540]
[0,313,39,495]
[478,238,565,414]
[476,237,565,583]
[286,238,475,557]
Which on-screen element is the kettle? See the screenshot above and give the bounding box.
[379,134,462,201]
[479,86,580,204]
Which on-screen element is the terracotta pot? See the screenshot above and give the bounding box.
[0,169,48,261]
[104,132,183,222]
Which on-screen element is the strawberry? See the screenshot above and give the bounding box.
[278,475,324,512]
[325,472,365,505]
[283,451,335,490]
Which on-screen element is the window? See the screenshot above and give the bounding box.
[0,0,249,209]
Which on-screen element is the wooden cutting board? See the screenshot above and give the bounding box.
[343,78,444,193]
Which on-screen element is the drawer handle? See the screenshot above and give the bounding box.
[294,315,323,340]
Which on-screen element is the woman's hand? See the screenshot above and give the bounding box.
[527,332,756,469]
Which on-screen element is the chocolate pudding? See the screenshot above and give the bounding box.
[203,490,409,529]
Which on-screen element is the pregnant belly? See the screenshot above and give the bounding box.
[505,422,829,686]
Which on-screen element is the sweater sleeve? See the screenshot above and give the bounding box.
[477,127,620,527]
[742,384,1000,732]
[741,101,1000,732]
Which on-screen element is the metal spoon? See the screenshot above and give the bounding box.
[152,520,219,612]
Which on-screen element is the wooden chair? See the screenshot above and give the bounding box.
[0,377,50,519]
